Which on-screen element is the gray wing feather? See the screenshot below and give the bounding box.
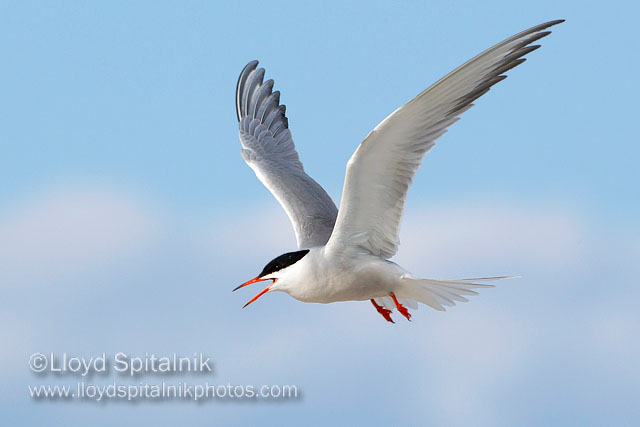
[236,61,338,249]
[327,20,564,258]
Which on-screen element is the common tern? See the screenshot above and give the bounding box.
[233,20,563,322]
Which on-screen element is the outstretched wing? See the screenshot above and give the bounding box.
[236,61,338,249]
[327,20,564,258]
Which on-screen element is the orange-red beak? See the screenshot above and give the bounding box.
[233,276,277,308]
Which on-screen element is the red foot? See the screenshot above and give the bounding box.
[390,293,412,321]
[370,299,394,323]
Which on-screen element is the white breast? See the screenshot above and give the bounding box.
[279,247,406,303]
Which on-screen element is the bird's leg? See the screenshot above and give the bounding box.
[389,293,412,321]
[370,299,394,323]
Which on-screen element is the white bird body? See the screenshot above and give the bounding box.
[271,247,406,304]
[232,20,563,322]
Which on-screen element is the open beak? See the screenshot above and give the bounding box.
[233,276,277,308]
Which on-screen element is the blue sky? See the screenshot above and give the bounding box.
[1,1,639,426]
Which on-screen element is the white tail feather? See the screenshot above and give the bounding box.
[399,276,516,312]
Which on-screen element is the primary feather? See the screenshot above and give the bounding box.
[236,61,338,249]
[326,20,564,258]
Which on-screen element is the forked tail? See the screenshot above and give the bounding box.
[395,276,517,312]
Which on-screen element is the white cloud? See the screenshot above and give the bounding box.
[2,188,639,425]
[0,190,588,286]
[202,204,297,260]
[396,201,585,275]
[0,187,161,285]
[417,308,531,426]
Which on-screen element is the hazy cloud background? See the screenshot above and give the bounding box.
[1,1,638,426]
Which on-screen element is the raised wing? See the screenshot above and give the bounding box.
[327,20,564,258]
[236,61,338,249]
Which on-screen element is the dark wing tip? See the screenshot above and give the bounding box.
[235,62,291,138]
[511,20,564,48]
[536,19,565,31]
[448,20,563,116]
[236,60,260,121]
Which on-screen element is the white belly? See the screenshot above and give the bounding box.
[282,247,406,303]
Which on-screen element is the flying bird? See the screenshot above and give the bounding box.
[232,20,563,322]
